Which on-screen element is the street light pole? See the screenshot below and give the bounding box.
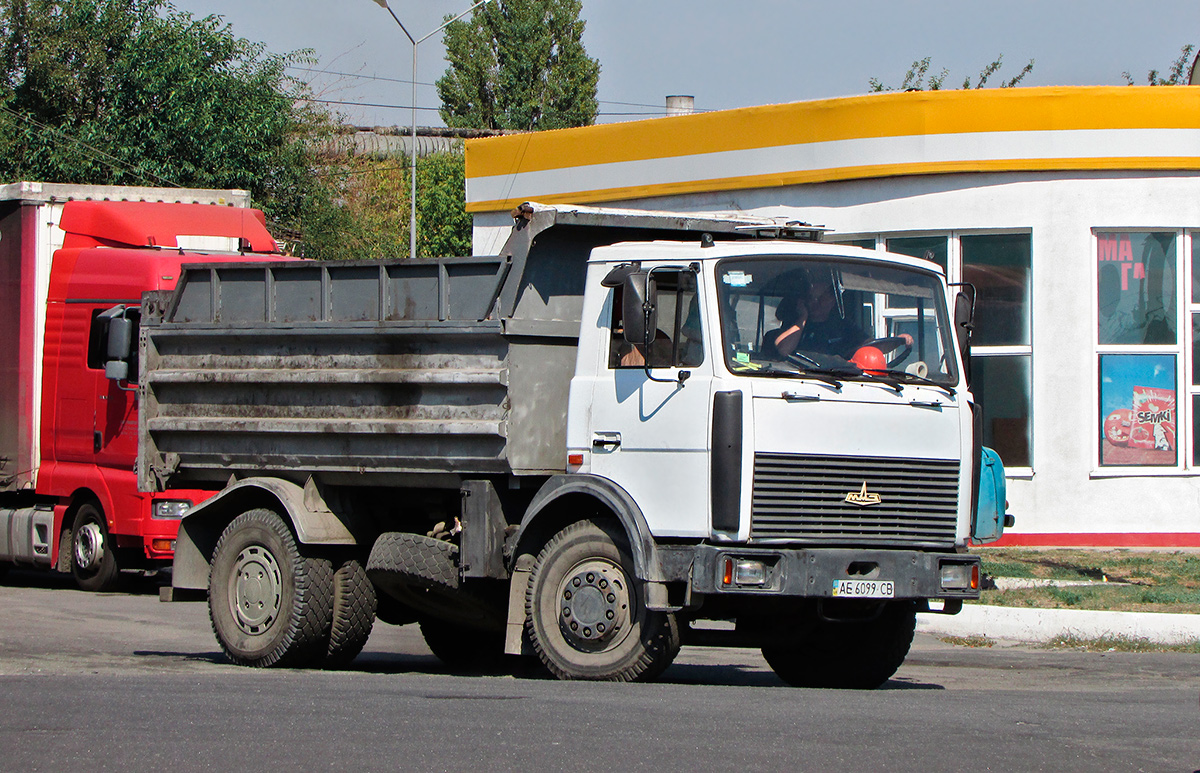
[371,0,491,259]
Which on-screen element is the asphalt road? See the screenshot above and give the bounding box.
[1,569,1197,772]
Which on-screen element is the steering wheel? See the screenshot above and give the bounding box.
[860,336,912,368]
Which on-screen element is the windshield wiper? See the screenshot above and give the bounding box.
[759,364,844,389]
[880,370,956,398]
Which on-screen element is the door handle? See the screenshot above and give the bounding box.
[592,434,622,449]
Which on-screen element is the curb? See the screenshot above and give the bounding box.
[917,604,1200,645]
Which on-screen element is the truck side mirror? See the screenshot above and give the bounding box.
[953,286,975,385]
[98,306,135,385]
[621,271,657,348]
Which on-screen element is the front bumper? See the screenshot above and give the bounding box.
[686,545,981,601]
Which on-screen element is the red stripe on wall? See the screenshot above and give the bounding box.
[982,533,1200,548]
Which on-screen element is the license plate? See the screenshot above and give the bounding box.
[832,579,895,598]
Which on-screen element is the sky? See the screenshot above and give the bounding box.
[171,1,1200,128]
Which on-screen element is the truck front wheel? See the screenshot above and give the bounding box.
[525,520,680,682]
[761,601,917,689]
[71,503,121,592]
[207,509,334,668]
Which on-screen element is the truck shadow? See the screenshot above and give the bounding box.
[1,567,167,596]
[129,648,945,690]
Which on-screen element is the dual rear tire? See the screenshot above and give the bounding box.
[207,509,374,668]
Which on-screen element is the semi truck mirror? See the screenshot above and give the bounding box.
[98,306,136,386]
[106,317,133,361]
[104,359,129,381]
[621,271,657,348]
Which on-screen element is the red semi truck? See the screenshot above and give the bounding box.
[0,183,284,590]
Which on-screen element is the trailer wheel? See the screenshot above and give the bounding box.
[71,503,121,592]
[207,509,334,668]
[525,520,680,682]
[324,559,376,668]
[419,619,508,673]
[761,601,917,689]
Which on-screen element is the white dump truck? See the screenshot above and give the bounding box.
[129,203,1009,686]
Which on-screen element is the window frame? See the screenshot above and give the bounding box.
[1090,228,1189,477]
[607,266,705,371]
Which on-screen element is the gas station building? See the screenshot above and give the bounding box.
[464,86,1200,547]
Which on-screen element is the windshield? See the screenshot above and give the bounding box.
[716,256,959,385]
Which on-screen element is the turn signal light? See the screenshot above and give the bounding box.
[151,539,175,552]
[940,562,980,590]
[721,557,768,586]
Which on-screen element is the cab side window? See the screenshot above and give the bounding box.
[608,270,704,369]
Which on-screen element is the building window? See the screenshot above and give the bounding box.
[962,234,1032,468]
[1095,231,1181,471]
[1193,233,1200,467]
[878,233,1033,469]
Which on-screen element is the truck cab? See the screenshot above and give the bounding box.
[572,240,971,549]
[0,196,287,591]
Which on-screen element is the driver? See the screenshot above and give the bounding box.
[765,281,914,365]
[765,281,866,360]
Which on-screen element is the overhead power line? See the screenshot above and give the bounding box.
[303,96,443,113]
[287,64,675,111]
[303,96,668,119]
[0,105,182,188]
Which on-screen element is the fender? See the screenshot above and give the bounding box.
[172,477,357,591]
[514,474,666,583]
[504,474,681,655]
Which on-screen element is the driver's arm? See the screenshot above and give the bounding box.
[772,303,808,356]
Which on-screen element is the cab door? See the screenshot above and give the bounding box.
[587,268,715,538]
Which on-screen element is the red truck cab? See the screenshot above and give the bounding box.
[0,197,289,590]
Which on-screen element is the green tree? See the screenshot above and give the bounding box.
[0,0,335,245]
[436,0,600,130]
[1123,44,1196,85]
[870,54,1034,92]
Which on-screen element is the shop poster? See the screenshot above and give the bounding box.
[1100,354,1176,466]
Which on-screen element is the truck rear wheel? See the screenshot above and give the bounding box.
[207,509,334,668]
[525,520,680,682]
[71,503,121,592]
[324,558,376,668]
[761,601,917,689]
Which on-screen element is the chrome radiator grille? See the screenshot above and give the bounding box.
[750,453,961,547]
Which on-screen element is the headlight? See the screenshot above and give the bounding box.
[940,562,980,590]
[152,500,192,519]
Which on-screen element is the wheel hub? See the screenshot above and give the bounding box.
[231,545,282,635]
[73,522,105,571]
[558,559,629,647]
